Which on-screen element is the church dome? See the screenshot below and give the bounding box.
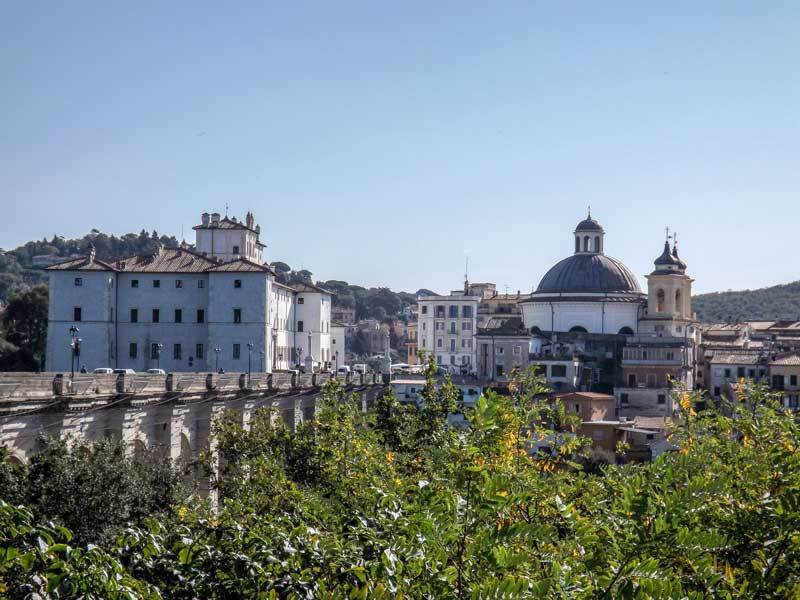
[536,253,642,294]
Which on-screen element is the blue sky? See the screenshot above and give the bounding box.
[2,2,799,294]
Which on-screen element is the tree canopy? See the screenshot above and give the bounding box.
[2,366,800,597]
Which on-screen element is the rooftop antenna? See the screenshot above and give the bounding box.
[587,205,592,218]
[225,202,229,217]
[665,226,671,242]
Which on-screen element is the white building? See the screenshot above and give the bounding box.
[46,211,332,373]
[417,285,480,373]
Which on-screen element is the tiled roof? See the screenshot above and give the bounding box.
[47,247,275,275]
[293,282,334,295]
[113,247,216,273]
[193,216,254,232]
[206,258,275,274]
[709,353,765,365]
[46,256,117,271]
[770,354,800,366]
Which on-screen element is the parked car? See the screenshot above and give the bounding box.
[93,368,113,374]
[352,363,367,374]
[112,368,136,375]
[337,366,351,375]
[146,368,166,375]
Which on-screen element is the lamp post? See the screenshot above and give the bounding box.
[335,351,339,375]
[307,331,313,372]
[260,350,265,373]
[247,342,253,384]
[214,347,221,373]
[154,343,163,371]
[69,326,80,379]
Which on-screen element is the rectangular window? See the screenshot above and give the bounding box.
[196,309,204,323]
[152,308,160,323]
[437,338,442,348]
[173,344,182,360]
[496,347,504,355]
[496,365,504,377]
[628,373,636,386]
[513,345,521,355]
[198,280,205,289]
[74,277,82,286]
[792,375,798,387]
[234,279,242,288]
[130,308,138,323]
[436,306,445,318]
[175,280,183,288]
[151,343,160,359]
[131,279,139,288]
[422,322,426,331]
[129,342,137,359]
[233,343,241,359]
[153,279,160,288]
[232,245,240,254]
[450,322,456,334]
[449,305,458,318]
[73,307,82,322]
[196,343,204,359]
[724,368,731,378]
[620,393,629,404]
[450,339,455,351]
[737,367,745,378]
[174,309,182,323]
[233,308,242,323]
[298,297,304,304]
[462,306,472,318]
[421,305,428,314]
[551,365,567,377]
[297,320,303,332]
[657,394,666,405]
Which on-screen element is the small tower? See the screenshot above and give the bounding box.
[573,208,605,254]
[641,230,694,335]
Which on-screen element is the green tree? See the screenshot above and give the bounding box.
[1,284,48,370]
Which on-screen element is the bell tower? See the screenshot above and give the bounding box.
[640,230,694,336]
[573,207,605,255]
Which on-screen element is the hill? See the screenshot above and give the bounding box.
[693,281,800,323]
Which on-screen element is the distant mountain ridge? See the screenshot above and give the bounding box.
[693,281,800,323]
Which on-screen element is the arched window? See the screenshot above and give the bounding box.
[594,236,601,253]
[531,326,542,335]
[618,326,634,335]
[675,289,682,316]
[656,289,665,313]
[569,326,588,333]
[575,236,580,253]
[583,236,589,252]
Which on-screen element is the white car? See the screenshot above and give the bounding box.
[93,368,113,374]
[146,368,166,375]
[112,368,136,375]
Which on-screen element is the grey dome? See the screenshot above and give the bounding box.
[536,254,642,294]
[574,214,604,232]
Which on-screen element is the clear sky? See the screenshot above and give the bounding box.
[2,2,799,295]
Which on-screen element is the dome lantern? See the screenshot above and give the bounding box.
[573,208,605,255]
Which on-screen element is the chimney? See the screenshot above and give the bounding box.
[201,212,210,226]
[211,213,220,226]
[88,243,96,264]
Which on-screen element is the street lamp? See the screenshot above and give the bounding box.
[214,347,221,373]
[307,331,313,372]
[69,326,81,379]
[335,350,339,375]
[247,342,253,383]
[154,343,163,371]
[260,350,265,373]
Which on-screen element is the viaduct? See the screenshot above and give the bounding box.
[0,371,387,496]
